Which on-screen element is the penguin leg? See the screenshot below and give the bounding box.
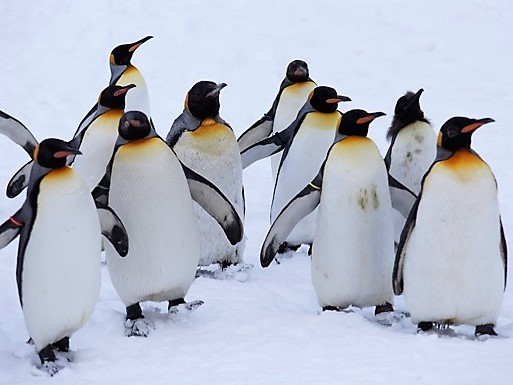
[374,302,394,315]
[417,321,434,332]
[322,305,342,312]
[124,303,154,338]
[277,242,301,254]
[475,324,497,337]
[38,345,57,364]
[126,303,143,320]
[52,337,69,352]
[307,243,313,256]
[168,298,186,311]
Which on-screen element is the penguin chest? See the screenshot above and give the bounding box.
[273,81,317,134]
[116,65,150,115]
[22,168,101,350]
[106,138,200,305]
[312,137,394,308]
[403,150,504,324]
[73,110,123,190]
[389,121,436,194]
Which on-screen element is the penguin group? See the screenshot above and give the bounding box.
[0,36,508,376]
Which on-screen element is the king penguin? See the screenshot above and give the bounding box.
[242,86,350,253]
[93,111,243,337]
[238,59,317,180]
[0,116,128,374]
[393,116,507,336]
[261,109,395,316]
[384,89,437,243]
[167,81,247,275]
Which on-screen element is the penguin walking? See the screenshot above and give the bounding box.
[238,59,317,180]
[242,86,350,253]
[93,111,243,337]
[167,81,248,277]
[261,109,395,317]
[0,114,128,374]
[393,116,507,336]
[384,89,436,242]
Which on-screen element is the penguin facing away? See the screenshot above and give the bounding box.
[242,86,351,253]
[261,109,395,316]
[393,116,507,336]
[93,111,243,337]
[0,131,128,374]
[238,59,317,179]
[167,81,247,273]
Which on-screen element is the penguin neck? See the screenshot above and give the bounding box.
[109,63,129,85]
[387,116,429,141]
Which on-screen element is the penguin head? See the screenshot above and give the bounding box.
[98,84,136,109]
[338,109,386,137]
[387,88,426,139]
[309,86,351,113]
[34,138,81,169]
[286,60,310,83]
[110,36,153,66]
[118,111,152,141]
[185,81,227,120]
[438,116,495,151]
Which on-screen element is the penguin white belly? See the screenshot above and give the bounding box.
[73,110,122,191]
[116,65,150,116]
[173,121,246,266]
[270,82,317,179]
[312,138,394,308]
[403,153,504,325]
[272,111,340,245]
[105,138,199,306]
[389,121,436,195]
[22,168,101,351]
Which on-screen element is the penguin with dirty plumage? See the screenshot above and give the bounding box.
[238,59,317,180]
[93,110,243,337]
[167,81,248,278]
[384,89,437,243]
[393,116,507,336]
[0,112,128,375]
[242,86,350,254]
[261,109,395,317]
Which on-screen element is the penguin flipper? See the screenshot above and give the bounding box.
[73,102,99,139]
[6,160,33,198]
[500,217,508,289]
[95,203,129,257]
[0,213,24,249]
[237,115,273,153]
[240,128,292,169]
[261,176,323,267]
[388,173,417,218]
[181,164,243,245]
[0,110,38,157]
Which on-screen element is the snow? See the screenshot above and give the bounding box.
[1,0,512,383]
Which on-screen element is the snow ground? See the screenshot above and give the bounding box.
[1,0,512,383]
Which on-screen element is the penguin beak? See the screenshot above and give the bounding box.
[461,117,495,133]
[128,36,153,53]
[114,84,137,97]
[326,95,352,104]
[294,66,307,77]
[206,83,227,98]
[413,88,424,102]
[356,111,386,125]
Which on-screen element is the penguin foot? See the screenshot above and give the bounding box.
[307,244,313,256]
[196,263,253,281]
[169,300,204,320]
[475,323,497,337]
[124,317,155,338]
[374,302,394,315]
[417,321,434,332]
[52,337,69,352]
[38,345,57,364]
[39,360,66,377]
[277,242,301,254]
[322,305,342,312]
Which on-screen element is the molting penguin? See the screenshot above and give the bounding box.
[93,111,243,336]
[384,89,436,243]
[393,116,507,336]
[0,123,128,374]
[167,81,248,276]
[242,86,350,254]
[261,109,395,316]
[238,59,317,180]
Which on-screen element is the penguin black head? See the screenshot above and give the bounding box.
[286,60,310,83]
[34,138,81,169]
[185,81,227,120]
[338,109,386,137]
[309,86,351,113]
[118,111,152,141]
[99,84,136,109]
[438,116,494,151]
[387,88,428,140]
[110,36,153,66]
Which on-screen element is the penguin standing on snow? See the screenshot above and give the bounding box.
[93,111,243,337]
[238,59,317,180]
[167,81,248,277]
[0,112,128,374]
[384,89,436,241]
[393,116,507,336]
[261,109,395,317]
[242,86,351,254]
